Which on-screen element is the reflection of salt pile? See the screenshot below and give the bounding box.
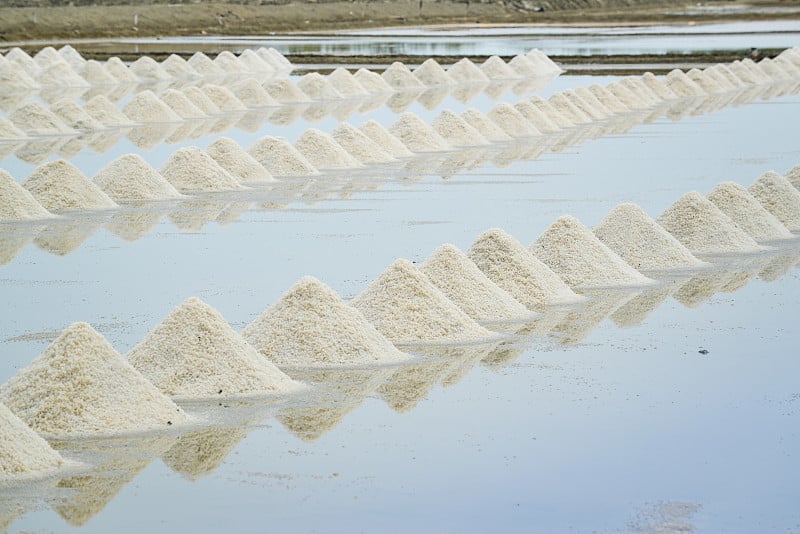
[298,72,343,100]
[432,110,489,147]
[358,120,412,157]
[0,323,186,437]
[414,58,454,86]
[264,79,310,103]
[50,100,104,131]
[127,297,302,399]
[594,203,707,271]
[0,402,64,478]
[353,68,393,93]
[377,357,452,413]
[610,281,682,327]
[673,270,735,308]
[328,67,370,97]
[231,78,278,107]
[162,427,249,481]
[351,259,496,344]
[460,108,513,142]
[382,62,425,90]
[388,112,450,152]
[248,136,319,176]
[10,102,73,135]
[421,244,532,323]
[748,171,800,230]
[295,129,362,170]
[160,89,206,119]
[243,276,408,366]
[550,289,636,345]
[93,154,182,201]
[0,118,27,139]
[707,181,794,241]
[0,169,53,221]
[122,90,182,123]
[332,123,395,164]
[488,103,540,137]
[447,58,490,83]
[759,254,800,282]
[103,204,163,242]
[202,84,247,111]
[85,95,135,127]
[23,160,118,213]
[468,228,583,308]
[206,137,275,184]
[160,147,243,193]
[656,191,764,254]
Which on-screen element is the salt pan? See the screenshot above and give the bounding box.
[707,182,794,241]
[263,79,311,103]
[487,103,540,137]
[748,171,800,230]
[231,78,278,107]
[459,109,513,142]
[207,137,275,184]
[298,73,343,100]
[358,120,413,158]
[0,169,53,221]
[432,110,490,147]
[332,123,396,164]
[160,147,244,192]
[388,112,450,152]
[414,59,455,87]
[23,160,118,213]
[248,136,319,176]
[353,68,393,93]
[93,153,183,201]
[382,62,425,90]
[447,58,490,84]
[0,402,64,478]
[329,68,370,97]
[122,90,182,123]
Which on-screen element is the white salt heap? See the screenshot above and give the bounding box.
[665,69,707,97]
[127,298,303,399]
[607,82,647,110]
[549,93,592,123]
[620,77,661,106]
[328,68,370,97]
[231,78,278,107]
[421,244,532,323]
[104,57,139,83]
[50,100,104,131]
[58,45,85,68]
[703,65,737,90]
[85,95,135,127]
[0,169,53,221]
[248,136,319,176]
[350,258,496,344]
[263,79,311,103]
[514,101,560,133]
[160,147,243,192]
[23,160,118,213]
[93,154,183,201]
[529,96,575,128]
[353,68,393,93]
[531,215,655,288]
[187,52,225,76]
[36,62,89,88]
[122,91,182,123]
[641,72,679,100]
[748,171,800,230]
[10,102,73,135]
[244,276,409,367]
[447,58,490,83]
[527,49,563,73]
[239,49,273,73]
[460,109,513,142]
[758,58,791,80]
[161,54,197,78]
[358,120,413,157]
[33,46,61,68]
[574,87,613,117]
[656,191,764,254]
[206,137,275,184]
[382,62,425,90]
[332,123,395,164]
[593,203,707,271]
[508,55,539,77]
[687,68,723,93]
[481,55,519,80]
[786,164,800,190]
[80,60,119,85]
[0,322,187,437]
[414,59,455,86]
[588,84,630,114]
[0,401,64,478]
[707,182,794,241]
[5,48,37,73]
[388,112,450,152]
[297,73,343,100]
[294,129,362,170]
[0,60,39,89]
[0,118,26,139]
[160,89,207,119]
[432,110,490,146]
[213,51,245,73]
[467,228,583,308]
[202,85,247,111]
[563,90,607,120]
[182,87,222,115]
[488,103,540,137]
[129,56,171,80]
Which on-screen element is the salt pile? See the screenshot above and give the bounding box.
[10,102,73,135]
[85,95,135,127]
[0,60,39,89]
[656,191,764,254]
[129,56,170,80]
[529,96,575,128]
[5,48,37,72]
[382,62,425,90]
[122,90,182,123]
[0,169,53,221]
[33,47,63,68]
[358,120,413,158]
[350,259,496,344]
[607,82,648,110]
[332,123,395,164]
[563,90,607,120]
[467,228,583,308]
[231,78,278,107]
[531,215,655,288]
[549,93,593,123]
[160,89,207,119]
[707,182,794,241]
[36,62,89,88]
[353,68,394,93]
[127,298,302,399]
[23,160,118,213]
[665,69,707,97]
[528,49,563,73]
[508,54,539,77]
[703,65,738,90]
[161,54,196,78]
[104,57,139,83]
[0,323,187,437]
[213,51,245,73]
[432,110,490,147]
[182,86,222,115]
[758,58,791,80]
[460,109,513,142]
[388,112,450,152]
[243,276,408,367]
[786,164,800,189]
[202,85,247,111]
[93,154,183,201]
[294,129,362,170]
[328,68,370,97]
[588,84,631,114]
[593,203,707,271]
[207,137,275,184]
[58,45,85,67]
[239,49,273,73]
[0,118,26,140]
[414,58,454,87]
[620,77,661,105]
[488,103,540,138]
[573,87,613,117]
[0,402,64,478]
[80,60,119,85]
[160,147,243,192]
[447,58,490,84]
[748,171,800,230]
[514,101,560,133]
[263,79,310,103]
[297,73,343,100]
[248,136,319,176]
[421,244,532,323]
[50,100,104,131]
[187,52,225,76]
[686,68,723,93]
[641,72,679,100]
[480,55,519,80]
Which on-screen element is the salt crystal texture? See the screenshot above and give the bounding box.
[248,136,319,176]
[481,56,519,80]
[447,58,490,83]
[382,62,425,90]
[93,154,183,200]
[263,79,311,103]
[123,91,182,123]
[160,89,207,119]
[353,68,393,93]
[350,258,497,344]
[50,100,104,131]
[160,147,244,192]
[328,68,370,97]
[23,160,118,213]
[295,129,362,170]
[85,95,135,127]
[231,78,278,107]
[414,59,455,87]
[707,181,794,241]
[0,402,64,477]
[10,102,73,135]
[656,191,764,254]
[243,276,409,367]
[388,112,450,152]
[0,322,187,437]
[460,109,513,141]
[0,169,54,221]
[202,85,247,111]
[467,228,583,308]
[593,203,707,271]
[748,171,800,230]
[432,110,490,146]
[332,123,395,164]
[207,137,275,184]
[127,298,304,399]
[488,103,540,137]
[297,73,343,100]
[358,120,413,157]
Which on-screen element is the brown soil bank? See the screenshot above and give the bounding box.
[1,0,799,42]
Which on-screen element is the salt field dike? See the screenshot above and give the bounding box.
[1,1,800,532]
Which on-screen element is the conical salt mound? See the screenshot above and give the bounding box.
[243,276,409,367]
[786,164,800,190]
[93,154,183,201]
[263,79,310,103]
[22,160,118,213]
[207,137,275,184]
[514,101,560,133]
[593,203,707,271]
[382,62,425,90]
[104,56,138,83]
[127,298,304,399]
[182,86,221,115]
[85,95,135,127]
[432,110,490,147]
[129,56,170,80]
[641,72,679,100]
[460,108,513,142]
[160,89,206,119]
[531,215,655,288]
[0,117,27,140]
[187,52,225,76]
[0,169,54,221]
[213,51,245,73]
[421,244,533,323]
[248,136,319,177]
[295,129,362,170]
[161,54,196,78]
[230,78,278,107]
[353,68,393,93]
[748,171,800,231]
[36,62,90,88]
[467,228,584,308]
[0,60,39,90]
[298,72,343,100]
[656,191,764,254]
[0,323,187,437]
[328,67,370,97]
[588,84,630,114]
[122,90,182,123]
[529,95,575,128]
[50,100,104,132]
[350,259,497,345]
[358,120,413,157]
[388,112,450,153]
[447,58,490,83]
[240,49,273,73]
[202,84,247,111]
[332,123,395,164]
[707,182,794,241]
[687,68,723,94]
[481,55,519,80]
[160,147,244,193]
[487,103,540,137]
[548,93,592,123]
[10,102,73,135]
[414,58,454,87]
[665,69,707,97]
[0,401,64,478]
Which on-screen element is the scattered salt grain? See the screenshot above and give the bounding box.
[187,52,225,76]
[748,171,800,230]
[93,153,183,200]
[160,147,244,192]
[10,102,73,135]
[432,110,490,146]
[294,129,362,170]
[50,100,104,131]
[0,402,64,478]
[160,89,207,119]
[487,103,540,137]
[182,86,221,115]
[297,73,343,100]
[85,95,135,127]
[353,68,394,93]
[447,58,490,83]
[388,112,450,152]
[202,84,247,111]
[332,123,396,164]
[231,78,278,107]
[0,169,53,221]
[129,56,171,80]
[161,54,196,78]
[358,120,413,157]
[414,58,455,87]
[382,62,425,90]
[23,160,118,213]
[328,67,370,97]
[123,90,182,123]
[707,181,794,241]
[248,136,319,176]
[460,108,514,142]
